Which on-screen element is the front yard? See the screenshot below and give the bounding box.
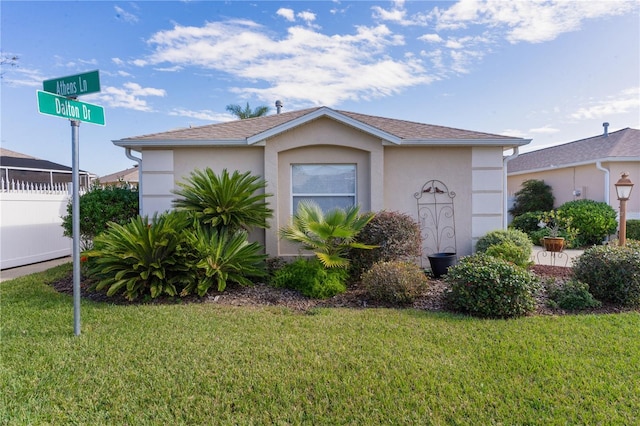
[2,263,639,424]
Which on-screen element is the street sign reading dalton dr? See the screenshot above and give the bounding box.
[43,70,101,97]
[37,90,105,126]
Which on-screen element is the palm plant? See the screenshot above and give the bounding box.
[173,168,273,232]
[85,212,194,301]
[181,226,267,295]
[279,201,376,268]
[226,102,270,119]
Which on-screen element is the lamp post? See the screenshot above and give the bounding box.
[615,172,634,247]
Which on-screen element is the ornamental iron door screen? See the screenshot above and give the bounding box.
[414,179,456,268]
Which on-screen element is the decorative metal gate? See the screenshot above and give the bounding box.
[414,179,456,268]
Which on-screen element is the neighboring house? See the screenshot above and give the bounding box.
[113,106,529,263]
[0,148,93,269]
[0,147,92,189]
[507,125,640,221]
[98,165,139,187]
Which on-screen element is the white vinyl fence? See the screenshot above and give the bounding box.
[1,179,78,269]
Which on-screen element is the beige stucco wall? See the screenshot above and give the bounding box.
[139,118,513,260]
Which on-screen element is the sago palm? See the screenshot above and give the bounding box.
[279,201,376,268]
[173,168,273,232]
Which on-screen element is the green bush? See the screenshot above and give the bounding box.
[558,199,617,246]
[485,241,532,268]
[361,261,428,305]
[546,279,602,311]
[573,245,640,307]
[85,212,194,301]
[62,184,139,250]
[626,220,640,241]
[270,258,348,299]
[279,201,375,268]
[173,168,273,232]
[509,179,554,217]
[350,211,422,279]
[509,211,544,237]
[181,226,267,296]
[475,229,533,260]
[445,254,540,318]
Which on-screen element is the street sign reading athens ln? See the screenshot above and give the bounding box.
[37,90,105,126]
[43,70,101,97]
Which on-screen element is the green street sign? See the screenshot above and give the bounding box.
[43,70,101,97]
[37,90,105,126]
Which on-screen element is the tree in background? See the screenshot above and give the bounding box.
[226,102,270,119]
[509,179,554,217]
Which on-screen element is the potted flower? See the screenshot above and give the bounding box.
[537,210,576,252]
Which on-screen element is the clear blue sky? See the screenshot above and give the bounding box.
[2,0,638,177]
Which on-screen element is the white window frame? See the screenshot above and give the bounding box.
[290,163,357,214]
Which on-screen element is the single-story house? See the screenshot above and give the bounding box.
[0,147,92,190]
[98,165,139,187]
[113,106,530,264]
[507,124,640,221]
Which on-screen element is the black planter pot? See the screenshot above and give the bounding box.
[428,252,457,278]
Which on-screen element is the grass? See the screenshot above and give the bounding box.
[2,263,639,425]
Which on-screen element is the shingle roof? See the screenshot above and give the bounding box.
[116,106,525,144]
[1,148,72,172]
[99,166,139,183]
[508,128,640,174]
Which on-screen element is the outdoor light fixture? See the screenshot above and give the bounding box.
[615,172,634,247]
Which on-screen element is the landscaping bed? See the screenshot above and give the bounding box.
[49,264,636,315]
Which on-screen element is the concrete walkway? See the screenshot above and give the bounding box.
[531,247,582,267]
[0,257,72,283]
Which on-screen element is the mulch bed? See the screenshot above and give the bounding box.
[49,264,637,316]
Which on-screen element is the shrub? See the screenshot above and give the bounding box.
[62,184,139,250]
[626,220,640,241]
[85,212,194,301]
[558,199,617,246]
[181,226,267,296]
[279,201,375,268]
[350,211,422,279]
[270,258,348,299]
[485,241,532,268]
[509,211,544,237]
[509,179,554,217]
[546,279,601,311]
[475,229,533,260]
[445,254,540,318]
[173,168,273,232]
[361,261,428,305]
[573,245,640,307]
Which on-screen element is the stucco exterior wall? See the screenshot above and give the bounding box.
[137,117,513,260]
[384,146,474,259]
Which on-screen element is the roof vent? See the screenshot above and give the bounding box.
[275,100,283,114]
[603,122,609,137]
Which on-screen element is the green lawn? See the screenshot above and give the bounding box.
[2,264,639,425]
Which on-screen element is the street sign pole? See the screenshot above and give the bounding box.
[71,120,81,336]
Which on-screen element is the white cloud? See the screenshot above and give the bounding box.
[570,87,640,120]
[297,11,316,23]
[529,126,560,135]
[433,0,637,44]
[371,0,429,26]
[419,34,443,43]
[97,82,166,111]
[3,67,45,88]
[112,58,125,66]
[115,6,139,24]
[169,108,235,122]
[277,8,295,22]
[136,19,431,106]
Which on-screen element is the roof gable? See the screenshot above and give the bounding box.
[508,128,640,174]
[114,106,529,148]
